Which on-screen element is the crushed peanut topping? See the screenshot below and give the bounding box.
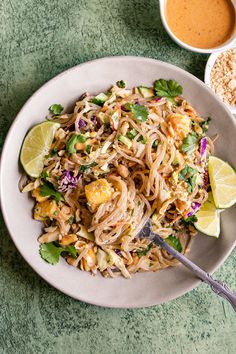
[211,48,236,106]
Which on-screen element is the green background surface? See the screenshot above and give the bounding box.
[0,1,235,353]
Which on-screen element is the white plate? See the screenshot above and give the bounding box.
[204,45,236,114]
[1,56,236,308]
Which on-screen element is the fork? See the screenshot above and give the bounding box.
[139,221,236,311]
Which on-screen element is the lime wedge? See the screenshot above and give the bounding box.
[20,122,60,177]
[208,156,236,209]
[194,192,220,238]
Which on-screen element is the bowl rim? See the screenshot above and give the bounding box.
[159,0,236,54]
[0,55,236,308]
[204,46,236,114]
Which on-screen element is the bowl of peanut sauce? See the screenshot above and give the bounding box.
[160,0,236,54]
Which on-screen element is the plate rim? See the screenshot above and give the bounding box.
[1,55,235,308]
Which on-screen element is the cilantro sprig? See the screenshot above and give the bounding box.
[136,243,153,257]
[201,117,211,134]
[154,79,183,103]
[49,104,64,115]
[66,134,87,154]
[181,132,198,155]
[165,235,183,252]
[124,103,148,123]
[40,243,77,265]
[116,80,126,88]
[179,166,198,194]
[40,182,63,203]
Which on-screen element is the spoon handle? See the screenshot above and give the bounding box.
[153,235,236,311]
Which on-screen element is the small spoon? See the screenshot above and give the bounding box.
[139,221,236,311]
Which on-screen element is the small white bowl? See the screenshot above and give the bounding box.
[159,0,236,54]
[205,46,236,114]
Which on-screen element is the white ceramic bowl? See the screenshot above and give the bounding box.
[159,0,236,54]
[1,56,236,308]
[205,46,236,115]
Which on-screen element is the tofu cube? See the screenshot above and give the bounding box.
[34,200,58,221]
[85,179,113,210]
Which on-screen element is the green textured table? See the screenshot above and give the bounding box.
[0,1,235,353]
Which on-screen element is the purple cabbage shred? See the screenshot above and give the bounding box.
[58,171,81,193]
[91,115,97,124]
[203,170,209,189]
[78,119,87,129]
[200,137,207,157]
[187,202,201,217]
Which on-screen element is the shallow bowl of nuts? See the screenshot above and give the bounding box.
[205,46,236,115]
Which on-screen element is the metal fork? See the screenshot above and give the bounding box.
[139,221,236,311]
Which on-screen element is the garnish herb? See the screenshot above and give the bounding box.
[187,174,197,193]
[68,216,74,224]
[137,243,153,257]
[40,243,77,265]
[165,235,183,252]
[179,166,197,193]
[66,134,87,154]
[154,79,183,101]
[181,132,198,155]
[179,166,196,180]
[124,103,148,123]
[86,144,91,154]
[201,117,211,133]
[116,80,126,88]
[50,147,58,157]
[41,171,50,181]
[49,104,64,115]
[40,182,63,203]
[80,162,97,172]
[183,215,198,226]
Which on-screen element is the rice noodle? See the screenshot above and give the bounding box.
[21,81,212,278]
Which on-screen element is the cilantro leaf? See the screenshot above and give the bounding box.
[68,216,74,224]
[65,245,77,258]
[116,80,126,88]
[86,144,91,154]
[187,174,197,193]
[49,104,64,115]
[80,162,97,172]
[41,171,50,181]
[40,182,63,203]
[165,235,183,252]
[40,243,64,265]
[181,132,198,155]
[183,215,198,226]
[124,103,148,123]
[179,166,196,180]
[66,134,87,154]
[201,117,211,133]
[50,147,58,157]
[154,79,183,98]
[40,243,77,265]
[136,243,153,257]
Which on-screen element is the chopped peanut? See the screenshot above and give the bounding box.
[60,233,78,246]
[90,132,97,138]
[85,178,113,210]
[34,200,58,221]
[32,187,49,202]
[117,164,129,178]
